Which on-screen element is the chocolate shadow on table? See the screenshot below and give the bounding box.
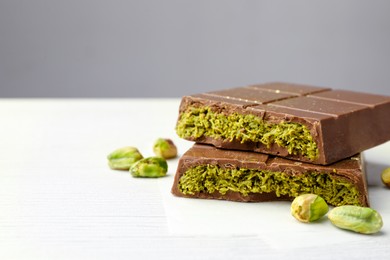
[365,161,387,187]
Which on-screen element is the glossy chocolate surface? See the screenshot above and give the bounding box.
[177,82,390,164]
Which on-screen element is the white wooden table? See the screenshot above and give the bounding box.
[1,99,390,260]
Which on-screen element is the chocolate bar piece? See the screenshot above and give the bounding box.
[176,82,390,165]
[171,144,369,207]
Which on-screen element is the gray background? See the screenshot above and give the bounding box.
[1,0,389,98]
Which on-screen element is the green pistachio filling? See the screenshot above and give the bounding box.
[178,165,362,206]
[176,106,319,161]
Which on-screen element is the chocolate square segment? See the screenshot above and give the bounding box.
[249,82,331,95]
[309,89,390,107]
[206,87,295,104]
[172,144,369,207]
[176,82,390,164]
[270,96,367,117]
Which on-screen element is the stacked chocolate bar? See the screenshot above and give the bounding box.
[171,83,390,206]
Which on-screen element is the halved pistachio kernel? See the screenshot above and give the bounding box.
[153,138,178,159]
[381,167,390,188]
[328,205,383,234]
[130,156,168,178]
[107,146,143,170]
[291,194,329,223]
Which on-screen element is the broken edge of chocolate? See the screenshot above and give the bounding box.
[176,82,390,165]
[171,144,369,207]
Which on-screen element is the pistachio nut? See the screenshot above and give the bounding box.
[291,194,329,223]
[107,146,143,170]
[328,205,383,234]
[153,138,177,159]
[130,156,168,178]
[381,167,390,188]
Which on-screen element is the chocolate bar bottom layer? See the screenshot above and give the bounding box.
[171,144,369,207]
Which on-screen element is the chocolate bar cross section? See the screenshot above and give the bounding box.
[176,82,390,164]
[171,144,369,207]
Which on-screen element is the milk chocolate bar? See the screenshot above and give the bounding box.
[171,144,369,207]
[176,82,390,165]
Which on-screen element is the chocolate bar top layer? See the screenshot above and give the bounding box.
[172,144,369,207]
[176,82,390,165]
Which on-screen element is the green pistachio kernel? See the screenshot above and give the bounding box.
[153,138,178,159]
[328,205,383,234]
[107,146,143,170]
[381,167,390,188]
[130,156,168,178]
[291,194,329,223]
